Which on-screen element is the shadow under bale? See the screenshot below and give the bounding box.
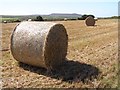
[19,59,100,83]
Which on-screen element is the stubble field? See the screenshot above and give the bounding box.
[1,19,118,88]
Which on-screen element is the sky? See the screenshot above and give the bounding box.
[0,0,119,17]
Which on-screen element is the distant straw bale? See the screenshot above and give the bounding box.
[28,19,32,21]
[3,21,7,23]
[64,18,68,21]
[10,21,68,70]
[85,16,95,26]
[94,18,98,21]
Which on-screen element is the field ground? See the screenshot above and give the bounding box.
[1,19,118,88]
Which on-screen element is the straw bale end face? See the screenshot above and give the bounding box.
[10,22,68,70]
[85,16,95,26]
[44,24,68,69]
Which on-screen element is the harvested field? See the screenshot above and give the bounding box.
[1,19,118,88]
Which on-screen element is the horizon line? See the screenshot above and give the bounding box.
[0,13,118,18]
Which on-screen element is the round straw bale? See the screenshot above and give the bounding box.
[10,21,68,69]
[85,16,95,26]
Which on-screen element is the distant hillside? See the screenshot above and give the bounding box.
[1,13,82,21]
[41,13,82,20]
[49,13,82,18]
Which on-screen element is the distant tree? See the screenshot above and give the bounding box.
[14,19,21,22]
[78,14,95,20]
[87,15,95,18]
[34,16,44,21]
[82,14,88,20]
[78,17,83,20]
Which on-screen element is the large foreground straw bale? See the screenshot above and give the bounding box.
[85,16,95,26]
[11,22,68,69]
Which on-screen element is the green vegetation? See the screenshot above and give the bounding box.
[33,16,44,21]
[0,18,20,23]
[1,14,119,23]
[78,14,95,20]
[98,16,120,19]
